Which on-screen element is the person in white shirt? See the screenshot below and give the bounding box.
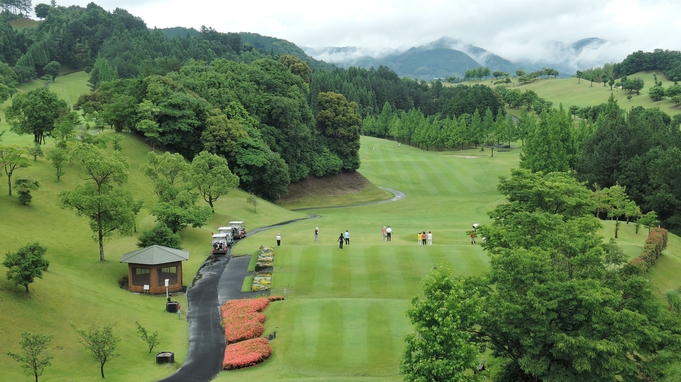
[427,231,433,245]
[386,226,392,241]
[276,233,281,246]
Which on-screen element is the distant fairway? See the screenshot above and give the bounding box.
[459,71,681,118]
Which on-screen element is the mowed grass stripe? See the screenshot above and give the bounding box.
[332,246,352,295]
[401,155,442,194]
[352,247,372,297]
[366,302,400,375]
[365,246,390,297]
[290,246,319,296]
[375,247,408,298]
[312,246,335,297]
[314,301,345,371]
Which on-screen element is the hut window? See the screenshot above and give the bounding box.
[157,265,178,285]
[132,267,151,286]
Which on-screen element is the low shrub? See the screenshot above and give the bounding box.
[222,337,272,370]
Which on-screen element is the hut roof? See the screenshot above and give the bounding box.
[120,245,189,265]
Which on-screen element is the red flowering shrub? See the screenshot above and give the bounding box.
[220,296,284,370]
[629,227,669,272]
[222,337,272,370]
[224,317,265,343]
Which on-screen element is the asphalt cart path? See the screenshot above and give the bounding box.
[158,187,404,382]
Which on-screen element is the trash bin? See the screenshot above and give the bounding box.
[166,301,178,313]
[156,352,174,364]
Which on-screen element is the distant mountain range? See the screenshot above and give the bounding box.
[160,28,608,81]
[302,36,608,80]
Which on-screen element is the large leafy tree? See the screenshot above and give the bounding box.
[58,144,135,261]
[231,138,290,202]
[190,151,239,212]
[3,242,50,293]
[400,264,482,381]
[141,151,211,232]
[316,92,362,171]
[477,169,681,381]
[4,87,68,144]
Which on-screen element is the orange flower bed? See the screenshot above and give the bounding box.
[222,337,272,370]
[220,296,285,370]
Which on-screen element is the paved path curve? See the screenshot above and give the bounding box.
[158,187,404,382]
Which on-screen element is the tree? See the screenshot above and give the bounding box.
[46,147,67,181]
[135,322,160,354]
[576,70,583,83]
[3,242,49,293]
[649,85,665,101]
[72,323,120,378]
[477,169,681,380]
[15,177,40,205]
[43,61,60,82]
[639,211,660,234]
[606,184,630,238]
[190,151,239,212]
[484,132,497,157]
[7,332,53,382]
[520,107,574,173]
[4,87,68,144]
[59,144,134,261]
[0,145,30,196]
[34,3,50,18]
[150,192,211,233]
[400,264,482,382]
[28,143,43,161]
[316,92,362,171]
[136,223,181,249]
[246,193,258,212]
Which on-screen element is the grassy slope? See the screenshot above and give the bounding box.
[0,74,307,381]
[458,72,681,117]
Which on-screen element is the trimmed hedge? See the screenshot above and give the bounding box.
[630,227,668,272]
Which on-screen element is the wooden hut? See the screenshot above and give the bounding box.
[120,245,189,294]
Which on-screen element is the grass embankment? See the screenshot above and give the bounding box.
[459,71,681,118]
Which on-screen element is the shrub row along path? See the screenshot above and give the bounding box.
[158,187,404,382]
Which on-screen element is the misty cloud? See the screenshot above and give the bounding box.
[64,0,681,67]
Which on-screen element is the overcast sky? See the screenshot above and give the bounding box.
[62,0,681,66]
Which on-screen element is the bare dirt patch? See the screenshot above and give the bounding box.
[277,172,371,203]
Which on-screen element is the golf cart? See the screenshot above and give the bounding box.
[211,233,229,255]
[229,221,247,239]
